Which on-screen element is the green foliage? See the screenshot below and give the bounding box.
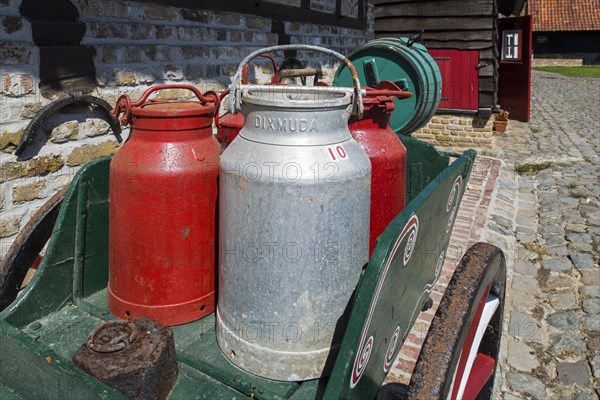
[522,243,548,256]
[480,150,498,157]
[533,66,600,78]
[515,162,552,174]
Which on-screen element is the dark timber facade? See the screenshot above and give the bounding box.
[374,0,520,116]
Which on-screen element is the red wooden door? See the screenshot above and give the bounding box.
[498,16,533,122]
[430,49,479,111]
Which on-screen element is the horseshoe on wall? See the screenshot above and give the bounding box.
[15,93,122,158]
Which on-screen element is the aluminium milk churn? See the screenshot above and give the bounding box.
[215,55,280,150]
[349,81,411,256]
[108,84,220,327]
[217,45,372,381]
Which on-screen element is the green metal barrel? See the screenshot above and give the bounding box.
[334,37,442,136]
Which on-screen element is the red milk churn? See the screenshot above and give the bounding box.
[108,84,219,326]
[349,81,412,256]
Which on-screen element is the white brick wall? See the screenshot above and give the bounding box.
[0,0,374,258]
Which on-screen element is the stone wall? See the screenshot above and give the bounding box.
[0,0,374,258]
[532,57,584,67]
[412,114,496,152]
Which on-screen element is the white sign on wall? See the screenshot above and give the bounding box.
[502,30,523,61]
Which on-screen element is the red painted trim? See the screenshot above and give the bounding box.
[451,282,493,399]
[462,354,496,400]
[31,255,43,270]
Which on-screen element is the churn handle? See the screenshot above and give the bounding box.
[229,44,364,117]
[214,89,229,131]
[111,84,219,125]
[242,54,279,85]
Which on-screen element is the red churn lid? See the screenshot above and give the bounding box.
[111,84,218,131]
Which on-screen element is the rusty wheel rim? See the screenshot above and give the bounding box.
[407,242,506,400]
[0,187,66,311]
[447,283,501,399]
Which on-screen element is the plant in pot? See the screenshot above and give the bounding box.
[493,110,509,132]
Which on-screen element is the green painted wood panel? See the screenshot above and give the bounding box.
[0,143,476,399]
[323,150,475,399]
[0,320,123,399]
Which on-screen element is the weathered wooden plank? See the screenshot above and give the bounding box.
[358,0,366,19]
[375,16,494,32]
[372,0,500,109]
[374,33,493,49]
[479,48,496,59]
[0,321,124,400]
[479,57,498,67]
[373,0,489,4]
[478,91,495,108]
[421,40,492,50]
[479,77,495,92]
[478,107,493,117]
[372,0,413,3]
[139,0,367,30]
[375,30,493,42]
[375,0,493,18]
[478,63,494,77]
[479,59,499,83]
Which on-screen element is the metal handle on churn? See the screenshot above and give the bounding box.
[111,84,219,126]
[229,44,364,118]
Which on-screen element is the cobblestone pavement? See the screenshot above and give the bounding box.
[493,72,600,399]
[384,71,599,399]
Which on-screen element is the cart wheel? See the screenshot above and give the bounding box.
[407,242,506,400]
[0,187,66,311]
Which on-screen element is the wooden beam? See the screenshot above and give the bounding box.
[375,16,494,31]
[478,63,494,77]
[138,0,368,30]
[358,0,366,20]
[478,107,493,117]
[374,32,494,49]
[479,48,496,59]
[373,0,449,4]
[376,30,493,42]
[422,41,492,50]
[374,1,493,18]
[478,91,494,109]
[437,108,478,116]
[479,77,494,92]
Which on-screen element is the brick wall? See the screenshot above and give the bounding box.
[412,114,496,152]
[0,0,374,258]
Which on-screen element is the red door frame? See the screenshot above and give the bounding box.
[498,16,533,122]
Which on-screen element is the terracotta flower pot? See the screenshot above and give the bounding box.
[494,120,508,132]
